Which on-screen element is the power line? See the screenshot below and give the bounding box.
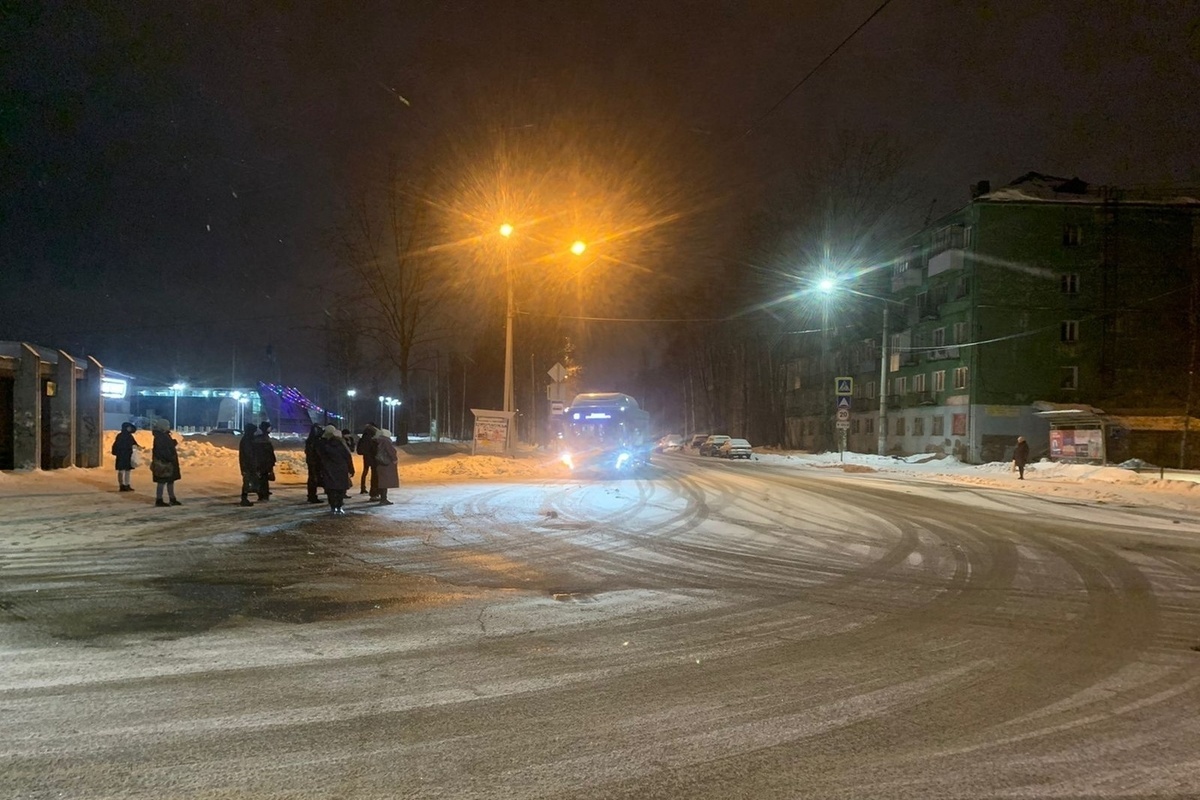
[741,0,898,139]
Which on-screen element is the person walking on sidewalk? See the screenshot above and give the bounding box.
[1014,435,1030,480]
[150,419,182,507]
[238,425,259,506]
[316,424,355,515]
[373,428,399,506]
[112,421,138,492]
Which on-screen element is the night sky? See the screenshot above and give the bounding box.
[3,0,1198,392]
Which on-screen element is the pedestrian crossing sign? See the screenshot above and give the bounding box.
[836,396,852,410]
[835,377,853,396]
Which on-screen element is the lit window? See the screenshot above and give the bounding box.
[1061,273,1079,294]
[953,366,968,389]
[933,370,945,392]
[913,373,927,393]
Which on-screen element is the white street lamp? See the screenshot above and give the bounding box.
[346,389,357,431]
[171,382,186,430]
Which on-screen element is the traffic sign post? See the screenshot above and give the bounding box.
[834,377,853,459]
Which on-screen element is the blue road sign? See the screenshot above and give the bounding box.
[836,396,852,410]
[835,377,853,395]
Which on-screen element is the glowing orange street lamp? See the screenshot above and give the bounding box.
[570,240,586,256]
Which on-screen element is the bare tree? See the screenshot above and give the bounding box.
[335,162,456,443]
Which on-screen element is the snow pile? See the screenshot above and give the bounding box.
[401,453,570,481]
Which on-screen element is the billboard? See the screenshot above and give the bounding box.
[1049,428,1105,461]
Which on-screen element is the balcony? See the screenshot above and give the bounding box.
[891,269,923,293]
[851,397,872,412]
[928,248,964,276]
[916,391,936,405]
[885,394,901,409]
[926,347,960,361]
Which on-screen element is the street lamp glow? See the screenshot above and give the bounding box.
[499,223,514,238]
[816,277,837,293]
[347,389,357,398]
[570,240,587,256]
[171,382,186,391]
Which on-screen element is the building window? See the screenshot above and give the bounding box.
[933,370,945,392]
[851,418,860,434]
[963,225,973,249]
[953,275,970,299]
[1061,273,1079,294]
[896,376,908,395]
[1061,366,1078,390]
[932,415,944,436]
[913,416,925,436]
[933,327,946,347]
[913,372,927,393]
[896,417,907,436]
[952,413,967,436]
[953,321,967,344]
[953,366,968,389]
[1061,320,1079,343]
[1063,224,1083,246]
[866,380,876,399]
[866,417,874,434]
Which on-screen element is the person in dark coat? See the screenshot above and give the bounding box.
[112,422,137,492]
[1013,435,1030,480]
[253,420,277,501]
[238,425,259,506]
[150,418,182,507]
[342,428,355,453]
[373,428,400,505]
[356,424,377,496]
[304,424,324,504]
[316,424,355,514]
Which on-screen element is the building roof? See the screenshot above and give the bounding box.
[979,172,1200,206]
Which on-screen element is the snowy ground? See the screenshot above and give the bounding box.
[3,433,1200,548]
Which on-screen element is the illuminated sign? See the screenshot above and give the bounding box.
[100,378,128,399]
[585,412,612,419]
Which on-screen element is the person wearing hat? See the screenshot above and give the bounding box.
[373,429,399,506]
[111,421,138,492]
[253,421,277,500]
[316,424,355,515]
[1013,435,1030,480]
[150,418,182,507]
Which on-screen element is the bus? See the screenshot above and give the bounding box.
[558,392,651,475]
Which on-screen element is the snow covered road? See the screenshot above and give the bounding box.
[2,452,1200,798]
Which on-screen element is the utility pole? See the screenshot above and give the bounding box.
[878,305,889,457]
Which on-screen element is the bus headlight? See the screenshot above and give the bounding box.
[561,452,574,470]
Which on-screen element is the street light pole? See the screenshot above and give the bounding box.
[171,382,185,430]
[878,305,889,457]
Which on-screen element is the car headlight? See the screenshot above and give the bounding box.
[561,452,574,470]
[615,452,631,469]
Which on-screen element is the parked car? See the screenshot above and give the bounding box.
[655,434,684,453]
[688,434,710,450]
[719,438,753,459]
[700,434,731,456]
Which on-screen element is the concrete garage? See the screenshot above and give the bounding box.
[0,341,104,471]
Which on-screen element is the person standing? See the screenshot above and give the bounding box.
[1014,435,1030,480]
[373,428,399,506]
[341,428,356,453]
[112,422,137,492]
[253,420,277,501]
[238,425,259,506]
[150,419,182,507]
[316,424,355,515]
[304,424,324,504]
[356,424,377,496]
